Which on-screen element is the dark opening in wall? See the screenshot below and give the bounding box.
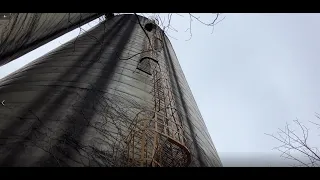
[137,57,159,75]
[137,58,152,75]
[144,23,154,32]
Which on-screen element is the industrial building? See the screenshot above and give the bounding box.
[0,14,222,167]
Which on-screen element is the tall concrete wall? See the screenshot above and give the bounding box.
[0,14,221,167]
[0,13,104,66]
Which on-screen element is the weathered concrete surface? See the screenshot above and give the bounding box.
[0,14,222,167]
[0,13,104,66]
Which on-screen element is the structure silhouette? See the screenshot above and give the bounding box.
[0,14,222,167]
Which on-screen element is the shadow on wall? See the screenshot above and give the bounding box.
[0,15,137,166]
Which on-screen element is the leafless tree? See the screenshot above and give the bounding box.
[266,115,320,167]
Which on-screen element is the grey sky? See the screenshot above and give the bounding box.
[1,13,320,166]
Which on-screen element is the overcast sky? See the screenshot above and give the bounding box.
[1,13,320,167]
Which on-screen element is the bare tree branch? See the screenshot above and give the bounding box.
[266,116,320,167]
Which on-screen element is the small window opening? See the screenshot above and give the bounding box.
[137,57,159,75]
[145,23,155,32]
[137,58,152,75]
